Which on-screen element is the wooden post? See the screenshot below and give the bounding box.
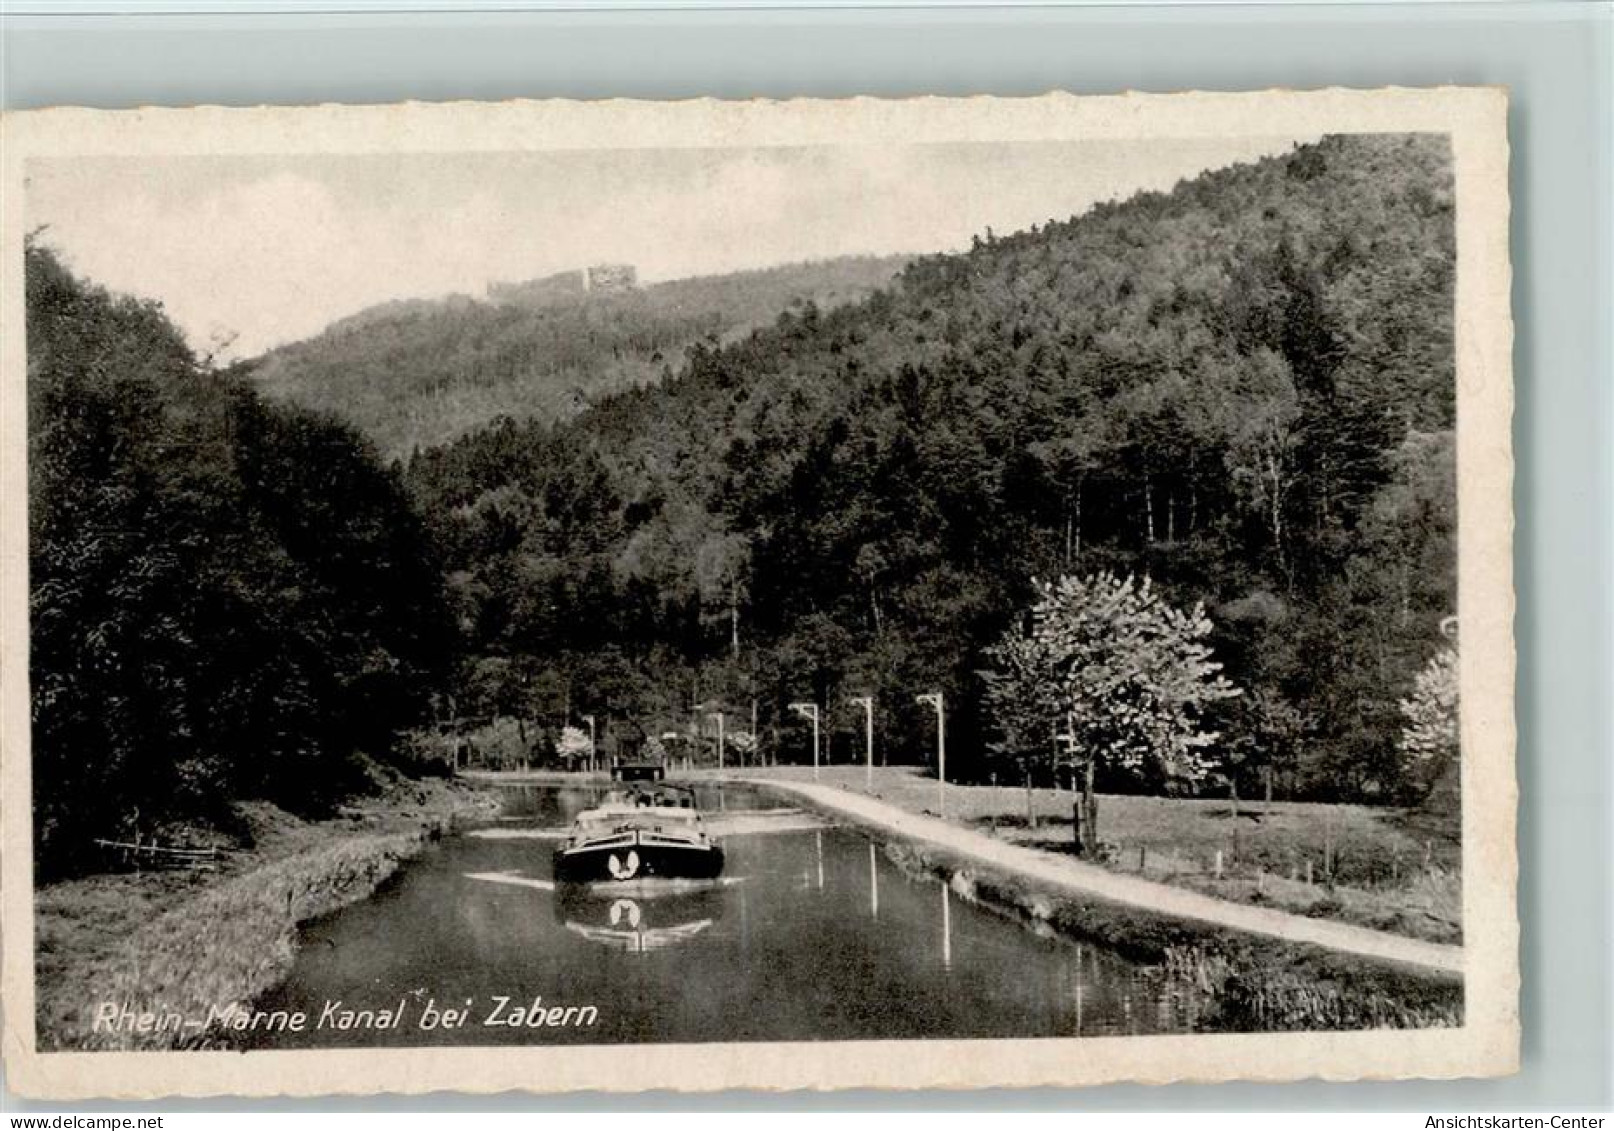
[813,709,821,782]
[1025,764,1036,831]
[1324,810,1336,881]
[1081,754,1098,856]
[1214,850,1223,879]
[1138,845,1147,873]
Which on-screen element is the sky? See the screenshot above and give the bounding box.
[26,135,1316,360]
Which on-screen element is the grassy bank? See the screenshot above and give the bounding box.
[33,773,498,1052]
[734,767,1461,945]
[874,831,1462,1032]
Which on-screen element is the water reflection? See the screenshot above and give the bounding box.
[1075,945,1085,1034]
[869,842,879,920]
[557,887,722,953]
[245,783,1204,1048]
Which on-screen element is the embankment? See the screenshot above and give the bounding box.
[745,778,1464,1031]
[460,769,612,786]
[33,776,499,1052]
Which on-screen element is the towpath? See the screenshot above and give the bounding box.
[742,777,1464,977]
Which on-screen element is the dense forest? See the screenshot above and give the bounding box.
[253,256,910,457]
[400,133,1457,802]
[28,132,1457,878]
[27,246,453,877]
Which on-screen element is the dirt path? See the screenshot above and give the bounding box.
[745,777,1464,976]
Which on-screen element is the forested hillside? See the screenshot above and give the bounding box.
[252,256,910,457]
[27,246,454,876]
[403,133,1457,802]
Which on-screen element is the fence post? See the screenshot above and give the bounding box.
[1324,810,1336,881]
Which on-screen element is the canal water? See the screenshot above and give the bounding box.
[245,784,1204,1047]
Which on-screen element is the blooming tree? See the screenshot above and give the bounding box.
[1398,645,1459,795]
[556,725,592,767]
[986,572,1240,853]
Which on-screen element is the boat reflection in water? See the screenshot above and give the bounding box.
[555,882,725,954]
[245,784,1206,1049]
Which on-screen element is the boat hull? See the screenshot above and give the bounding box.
[553,831,724,885]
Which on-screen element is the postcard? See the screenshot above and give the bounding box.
[0,88,1515,1097]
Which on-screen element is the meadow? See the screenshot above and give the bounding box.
[743,766,1461,945]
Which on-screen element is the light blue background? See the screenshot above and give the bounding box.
[2,0,1609,1112]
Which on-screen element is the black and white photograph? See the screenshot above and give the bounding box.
[0,90,1517,1097]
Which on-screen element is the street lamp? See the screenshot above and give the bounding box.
[916,691,946,818]
[706,711,726,772]
[849,696,875,790]
[749,697,759,769]
[580,714,596,774]
[789,702,821,780]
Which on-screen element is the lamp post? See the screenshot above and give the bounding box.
[789,702,821,780]
[916,691,946,818]
[581,714,596,774]
[706,712,726,772]
[849,696,875,790]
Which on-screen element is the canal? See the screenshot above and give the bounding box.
[244,783,1204,1047]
